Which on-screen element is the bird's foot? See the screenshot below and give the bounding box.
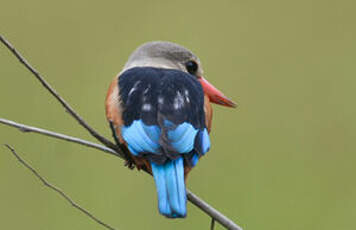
[124,158,135,170]
[119,144,136,170]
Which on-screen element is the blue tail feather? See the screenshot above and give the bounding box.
[151,157,186,218]
[152,163,171,215]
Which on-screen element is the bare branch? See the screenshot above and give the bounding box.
[0,35,243,230]
[187,190,242,230]
[4,144,118,230]
[0,118,122,159]
[0,35,122,157]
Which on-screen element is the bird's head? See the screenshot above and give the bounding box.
[124,41,236,108]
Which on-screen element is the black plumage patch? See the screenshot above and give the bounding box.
[119,67,205,129]
[118,67,207,163]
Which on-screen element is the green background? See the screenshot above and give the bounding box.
[1,1,356,229]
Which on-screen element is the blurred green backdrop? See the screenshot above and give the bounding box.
[1,0,356,229]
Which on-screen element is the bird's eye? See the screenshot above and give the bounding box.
[185,61,198,75]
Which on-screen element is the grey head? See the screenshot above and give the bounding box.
[122,41,237,108]
[123,41,203,77]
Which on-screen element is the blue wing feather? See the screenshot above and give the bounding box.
[166,122,199,153]
[122,120,161,155]
[195,128,210,155]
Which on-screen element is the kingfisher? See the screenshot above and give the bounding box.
[105,41,236,218]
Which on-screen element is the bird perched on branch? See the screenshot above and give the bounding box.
[105,41,236,218]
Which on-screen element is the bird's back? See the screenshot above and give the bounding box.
[118,67,209,165]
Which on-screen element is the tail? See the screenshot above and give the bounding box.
[151,157,187,218]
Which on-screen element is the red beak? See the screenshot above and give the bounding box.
[198,77,237,108]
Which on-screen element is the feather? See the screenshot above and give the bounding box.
[151,157,186,218]
[194,128,211,156]
[122,120,161,155]
[166,122,199,153]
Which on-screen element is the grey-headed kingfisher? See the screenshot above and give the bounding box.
[105,41,236,218]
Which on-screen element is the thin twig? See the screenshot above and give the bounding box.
[0,35,243,230]
[211,218,215,230]
[0,118,121,159]
[0,35,122,157]
[4,144,118,230]
[187,190,242,230]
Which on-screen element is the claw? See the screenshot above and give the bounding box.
[124,159,135,169]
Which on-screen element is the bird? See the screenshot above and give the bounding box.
[105,41,236,218]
